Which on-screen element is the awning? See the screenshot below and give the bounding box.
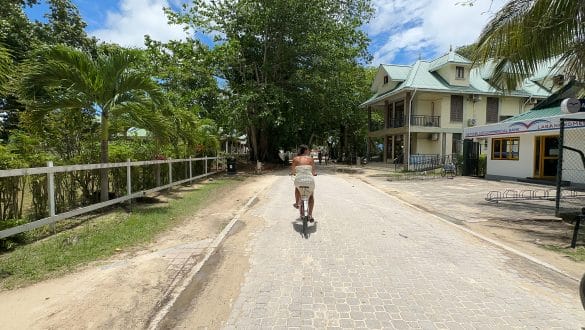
[464,112,585,138]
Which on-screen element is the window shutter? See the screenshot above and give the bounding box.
[450,95,463,122]
[486,97,499,123]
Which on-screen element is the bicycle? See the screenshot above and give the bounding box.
[441,162,456,178]
[292,174,315,238]
[581,272,585,310]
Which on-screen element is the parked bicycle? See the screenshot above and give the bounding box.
[441,162,456,178]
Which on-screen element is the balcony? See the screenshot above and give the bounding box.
[387,117,405,128]
[410,115,440,127]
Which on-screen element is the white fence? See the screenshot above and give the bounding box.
[0,156,223,239]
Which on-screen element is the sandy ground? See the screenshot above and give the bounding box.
[0,173,276,330]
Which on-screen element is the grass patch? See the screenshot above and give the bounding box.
[543,245,585,262]
[0,176,240,289]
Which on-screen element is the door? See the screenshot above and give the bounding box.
[462,139,480,176]
[534,135,559,179]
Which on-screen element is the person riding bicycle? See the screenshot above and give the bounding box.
[291,144,317,222]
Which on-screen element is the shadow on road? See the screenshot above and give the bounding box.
[291,220,317,239]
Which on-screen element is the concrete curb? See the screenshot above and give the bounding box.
[359,179,579,283]
[147,193,259,330]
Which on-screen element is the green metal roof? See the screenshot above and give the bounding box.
[501,107,562,122]
[428,51,472,71]
[361,52,552,108]
[382,65,410,81]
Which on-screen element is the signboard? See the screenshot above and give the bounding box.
[464,113,585,138]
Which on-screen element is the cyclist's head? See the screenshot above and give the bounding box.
[298,144,309,155]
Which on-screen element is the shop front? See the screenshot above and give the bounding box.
[464,99,585,182]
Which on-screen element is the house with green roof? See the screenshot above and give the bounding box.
[464,81,585,182]
[361,50,554,167]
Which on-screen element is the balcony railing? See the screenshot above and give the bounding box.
[386,117,404,128]
[411,115,440,127]
[370,115,441,131]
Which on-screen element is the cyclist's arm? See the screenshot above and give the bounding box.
[290,157,297,175]
[311,159,317,176]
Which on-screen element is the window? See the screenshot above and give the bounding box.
[456,66,465,79]
[383,75,389,84]
[492,137,519,160]
[486,97,499,123]
[450,95,463,122]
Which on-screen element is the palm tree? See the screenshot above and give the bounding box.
[473,0,585,93]
[20,45,164,202]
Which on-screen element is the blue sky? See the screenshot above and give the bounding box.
[26,0,505,66]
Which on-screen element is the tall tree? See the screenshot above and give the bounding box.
[0,0,96,142]
[473,0,585,93]
[19,45,164,202]
[169,0,373,161]
[34,0,97,52]
[0,44,10,91]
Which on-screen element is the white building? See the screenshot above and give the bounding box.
[464,90,585,183]
[361,51,555,168]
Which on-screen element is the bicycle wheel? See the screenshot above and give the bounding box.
[301,200,308,236]
[579,274,585,309]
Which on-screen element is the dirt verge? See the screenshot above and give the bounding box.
[0,172,274,329]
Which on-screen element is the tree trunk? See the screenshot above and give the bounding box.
[249,123,259,162]
[100,111,109,202]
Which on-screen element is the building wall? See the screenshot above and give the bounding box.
[486,134,534,178]
[500,97,524,118]
[415,134,440,154]
[437,64,469,87]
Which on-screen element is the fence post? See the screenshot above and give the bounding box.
[555,119,565,216]
[205,156,208,175]
[168,158,173,191]
[189,156,193,182]
[47,161,56,232]
[126,159,132,209]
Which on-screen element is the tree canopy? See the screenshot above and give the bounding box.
[0,0,376,172]
[168,0,374,161]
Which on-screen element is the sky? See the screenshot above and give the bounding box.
[26,0,506,66]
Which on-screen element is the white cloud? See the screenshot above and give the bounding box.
[368,0,506,64]
[90,0,187,48]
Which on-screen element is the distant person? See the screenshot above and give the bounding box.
[291,144,317,222]
[318,150,322,164]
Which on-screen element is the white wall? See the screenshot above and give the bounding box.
[486,134,534,178]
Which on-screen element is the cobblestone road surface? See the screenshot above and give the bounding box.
[226,172,585,329]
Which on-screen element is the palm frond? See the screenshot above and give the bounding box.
[473,0,585,90]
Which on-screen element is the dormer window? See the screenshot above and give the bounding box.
[456,66,465,79]
[383,75,389,84]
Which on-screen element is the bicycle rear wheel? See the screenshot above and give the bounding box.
[579,274,585,309]
[301,200,308,236]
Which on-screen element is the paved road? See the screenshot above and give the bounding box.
[225,172,585,329]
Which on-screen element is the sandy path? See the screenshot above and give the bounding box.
[0,174,276,330]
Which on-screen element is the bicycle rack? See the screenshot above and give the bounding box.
[484,188,585,203]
